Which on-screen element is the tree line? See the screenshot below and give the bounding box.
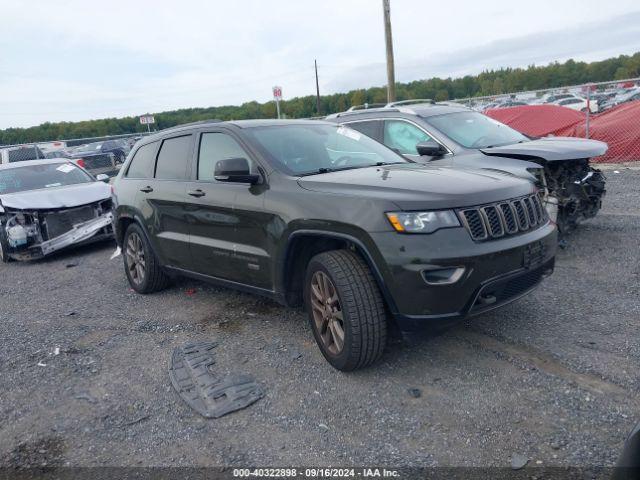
[2,52,639,146]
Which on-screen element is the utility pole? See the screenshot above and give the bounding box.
[382,0,396,103]
[315,59,321,115]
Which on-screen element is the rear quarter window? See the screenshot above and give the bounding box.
[126,142,158,178]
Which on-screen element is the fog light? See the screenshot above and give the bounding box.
[422,267,465,285]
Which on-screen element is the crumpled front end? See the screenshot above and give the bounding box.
[1,198,114,261]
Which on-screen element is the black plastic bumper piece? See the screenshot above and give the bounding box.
[169,341,264,418]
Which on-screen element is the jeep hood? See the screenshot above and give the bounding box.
[480,137,608,162]
[297,165,534,210]
[0,181,111,210]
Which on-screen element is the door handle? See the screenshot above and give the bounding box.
[140,186,153,193]
[187,189,206,198]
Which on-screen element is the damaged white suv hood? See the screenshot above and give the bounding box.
[0,182,111,210]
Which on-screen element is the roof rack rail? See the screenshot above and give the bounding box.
[384,99,435,108]
[160,119,223,132]
[346,103,387,111]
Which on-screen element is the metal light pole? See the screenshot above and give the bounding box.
[315,59,321,115]
[382,0,396,103]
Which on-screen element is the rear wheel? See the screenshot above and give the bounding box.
[304,249,387,371]
[123,223,169,293]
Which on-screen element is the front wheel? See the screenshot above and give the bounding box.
[304,249,387,371]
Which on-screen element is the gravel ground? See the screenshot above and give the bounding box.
[0,169,638,469]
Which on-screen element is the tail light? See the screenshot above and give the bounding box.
[75,158,85,168]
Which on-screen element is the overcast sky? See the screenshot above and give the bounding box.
[1,0,640,129]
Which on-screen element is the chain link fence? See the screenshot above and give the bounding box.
[448,78,640,163]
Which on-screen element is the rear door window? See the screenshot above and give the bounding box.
[383,120,433,155]
[126,142,158,178]
[155,135,193,180]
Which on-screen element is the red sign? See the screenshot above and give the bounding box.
[272,86,282,101]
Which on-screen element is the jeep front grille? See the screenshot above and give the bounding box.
[459,194,547,241]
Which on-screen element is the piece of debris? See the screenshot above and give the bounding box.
[53,347,60,356]
[318,423,329,432]
[289,350,302,360]
[614,170,620,174]
[110,247,122,260]
[75,393,97,404]
[64,311,76,317]
[65,262,78,269]
[169,341,264,418]
[510,453,529,470]
[37,361,47,367]
[407,388,422,398]
[123,414,150,426]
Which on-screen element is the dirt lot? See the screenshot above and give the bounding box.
[0,169,638,469]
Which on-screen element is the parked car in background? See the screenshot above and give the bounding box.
[601,87,640,110]
[69,140,128,163]
[554,96,599,113]
[326,101,607,233]
[112,119,556,370]
[66,140,125,177]
[0,144,46,164]
[0,159,113,262]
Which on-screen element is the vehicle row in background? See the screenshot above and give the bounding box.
[476,84,639,113]
[0,136,143,178]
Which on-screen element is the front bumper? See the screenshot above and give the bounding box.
[5,212,113,261]
[369,222,557,329]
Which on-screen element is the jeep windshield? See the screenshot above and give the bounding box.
[0,162,92,194]
[428,111,528,149]
[244,123,408,176]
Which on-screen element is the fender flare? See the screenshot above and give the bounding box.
[282,229,399,314]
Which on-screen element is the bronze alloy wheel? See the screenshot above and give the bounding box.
[125,232,146,285]
[309,270,345,355]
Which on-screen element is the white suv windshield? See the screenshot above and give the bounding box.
[428,111,528,149]
[245,123,408,176]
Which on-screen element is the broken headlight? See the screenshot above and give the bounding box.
[386,210,460,234]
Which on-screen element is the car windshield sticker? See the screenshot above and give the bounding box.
[56,164,75,173]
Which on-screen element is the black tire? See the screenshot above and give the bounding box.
[304,249,387,371]
[123,223,169,293]
[0,228,12,263]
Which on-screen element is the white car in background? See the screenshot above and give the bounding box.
[554,96,599,113]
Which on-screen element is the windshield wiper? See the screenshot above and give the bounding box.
[301,163,400,176]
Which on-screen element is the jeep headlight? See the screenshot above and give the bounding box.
[386,210,460,233]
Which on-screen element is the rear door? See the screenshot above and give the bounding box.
[184,129,272,289]
[136,134,193,269]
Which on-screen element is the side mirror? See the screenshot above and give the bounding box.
[416,141,446,157]
[214,158,260,184]
[95,174,110,183]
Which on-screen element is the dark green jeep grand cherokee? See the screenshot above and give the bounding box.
[112,119,556,370]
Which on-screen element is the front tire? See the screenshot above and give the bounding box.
[123,223,169,293]
[304,249,387,371]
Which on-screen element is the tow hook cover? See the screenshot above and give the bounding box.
[169,341,263,418]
